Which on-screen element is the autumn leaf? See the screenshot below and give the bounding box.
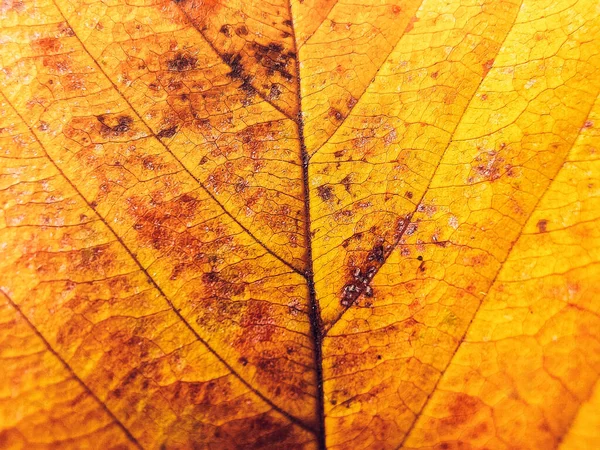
[1,0,600,448]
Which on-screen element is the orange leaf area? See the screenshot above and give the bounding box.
[1,0,599,448]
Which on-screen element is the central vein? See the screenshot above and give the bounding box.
[285,1,327,447]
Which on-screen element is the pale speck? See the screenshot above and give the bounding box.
[448,215,459,229]
[525,79,536,89]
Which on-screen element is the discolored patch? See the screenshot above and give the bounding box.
[96,115,134,138]
[536,219,548,233]
[251,42,295,82]
[167,52,198,72]
[317,185,334,202]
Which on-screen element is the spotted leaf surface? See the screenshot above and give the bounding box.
[1,0,599,448]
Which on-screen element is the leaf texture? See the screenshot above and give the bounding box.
[0,0,599,448]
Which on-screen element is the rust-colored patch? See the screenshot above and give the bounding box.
[237,301,277,345]
[482,58,495,77]
[404,16,419,34]
[444,393,482,427]
[127,191,233,280]
[33,37,62,54]
[42,54,72,75]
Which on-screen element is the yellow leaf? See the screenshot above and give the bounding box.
[0,0,599,448]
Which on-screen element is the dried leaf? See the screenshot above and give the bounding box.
[1,0,599,448]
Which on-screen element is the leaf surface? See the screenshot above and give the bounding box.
[1,0,599,448]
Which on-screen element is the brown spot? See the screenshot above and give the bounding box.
[267,83,282,101]
[236,25,249,36]
[392,5,402,14]
[142,156,165,171]
[57,22,75,37]
[340,242,387,307]
[333,209,353,223]
[167,52,197,72]
[250,42,295,81]
[341,232,363,248]
[157,126,178,138]
[416,202,437,218]
[346,96,358,109]
[341,175,352,193]
[96,115,134,137]
[317,185,333,201]
[329,108,343,121]
[405,222,418,236]
[404,16,419,33]
[536,219,548,233]
[367,244,385,264]
[430,71,439,79]
[223,53,246,81]
[219,24,232,37]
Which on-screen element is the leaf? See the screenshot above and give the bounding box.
[0,0,599,448]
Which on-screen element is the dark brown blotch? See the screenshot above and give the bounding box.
[157,126,178,138]
[167,52,197,72]
[329,107,344,121]
[224,53,245,80]
[536,219,548,233]
[317,185,334,201]
[341,175,352,193]
[219,24,232,37]
[267,83,282,101]
[97,114,133,137]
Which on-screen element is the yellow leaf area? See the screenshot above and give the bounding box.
[0,0,599,447]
